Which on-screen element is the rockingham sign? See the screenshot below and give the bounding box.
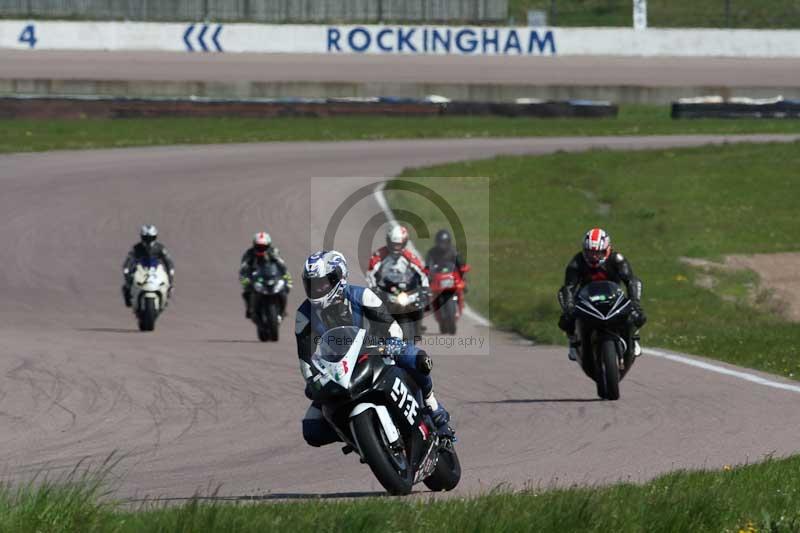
[326,26,556,55]
[2,20,800,58]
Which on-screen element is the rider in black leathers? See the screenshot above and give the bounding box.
[239,232,291,318]
[424,229,468,279]
[557,228,646,360]
[122,224,175,307]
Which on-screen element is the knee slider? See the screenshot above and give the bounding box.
[302,419,333,447]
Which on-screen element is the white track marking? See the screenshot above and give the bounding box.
[375,182,800,395]
[644,347,800,394]
[373,182,491,327]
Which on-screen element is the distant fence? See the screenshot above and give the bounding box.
[0,0,507,23]
[517,0,800,29]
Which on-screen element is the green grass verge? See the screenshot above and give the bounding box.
[395,141,800,379]
[510,0,800,28]
[7,456,800,532]
[2,107,800,154]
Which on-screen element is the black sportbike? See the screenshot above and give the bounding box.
[248,262,286,342]
[574,281,638,401]
[305,326,460,495]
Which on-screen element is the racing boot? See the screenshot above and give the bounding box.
[121,285,132,308]
[567,334,579,361]
[424,393,452,436]
[242,292,252,319]
[633,331,642,357]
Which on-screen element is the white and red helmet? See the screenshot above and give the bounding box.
[252,231,272,257]
[386,224,409,254]
[583,228,612,267]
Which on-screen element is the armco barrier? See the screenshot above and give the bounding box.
[3,20,800,57]
[672,101,800,119]
[5,78,800,106]
[0,95,617,120]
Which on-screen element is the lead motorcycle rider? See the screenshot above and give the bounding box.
[557,228,647,361]
[296,250,451,447]
[121,224,175,307]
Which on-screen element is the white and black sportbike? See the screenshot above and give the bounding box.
[130,257,170,332]
[574,280,638,400]
[375,255,425,342]
[248,262,286,342]
[306,326,460,495]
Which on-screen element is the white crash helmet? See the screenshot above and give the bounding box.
[386,224,409,254]
[302,250,348,308]
[140,224,158,245]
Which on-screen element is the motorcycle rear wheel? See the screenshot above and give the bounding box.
[352,410,413,495]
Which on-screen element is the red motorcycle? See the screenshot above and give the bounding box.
[428,261,469,335]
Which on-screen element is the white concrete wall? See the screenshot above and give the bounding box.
[2,20,800,58]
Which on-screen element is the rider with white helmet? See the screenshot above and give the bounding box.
[366,224,429,292]
[296,250,450,447]
[121,224,175,307]
[239,231,291,319]
[557,228,646,361]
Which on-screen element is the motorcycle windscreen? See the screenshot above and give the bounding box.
[315,326,365,363]
[431,261,457,274]
[139,257,161,268]
[578,281,623,304]
[257,262,281,278]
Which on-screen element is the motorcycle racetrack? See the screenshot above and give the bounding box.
[1,135,800,500]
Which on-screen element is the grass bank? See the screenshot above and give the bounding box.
[395,141,800,379]
[2,107,800,154]
[7,456,800,532]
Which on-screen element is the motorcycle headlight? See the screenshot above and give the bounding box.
[396,292,409,306]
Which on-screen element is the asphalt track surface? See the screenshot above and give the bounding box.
[2,134,800,500]
[3,51,800,87]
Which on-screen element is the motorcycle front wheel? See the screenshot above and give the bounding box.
[138,298,157,332]
[266,301,280,342]
[423,444,461,492]
[597,339,620,401]
[351,410,413,495]
[439,298,457,335]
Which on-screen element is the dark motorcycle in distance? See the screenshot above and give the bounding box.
[375,255,425,342]
[574,281,637,401]
[306,326,461,495]
[428,261,469,335]
[248,262,286,342]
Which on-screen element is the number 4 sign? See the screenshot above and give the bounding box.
[19,24,37,48]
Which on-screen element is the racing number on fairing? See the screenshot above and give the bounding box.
[19,24,37,49]
[390,377,419,425]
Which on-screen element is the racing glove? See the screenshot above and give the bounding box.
[383,337,405,357]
